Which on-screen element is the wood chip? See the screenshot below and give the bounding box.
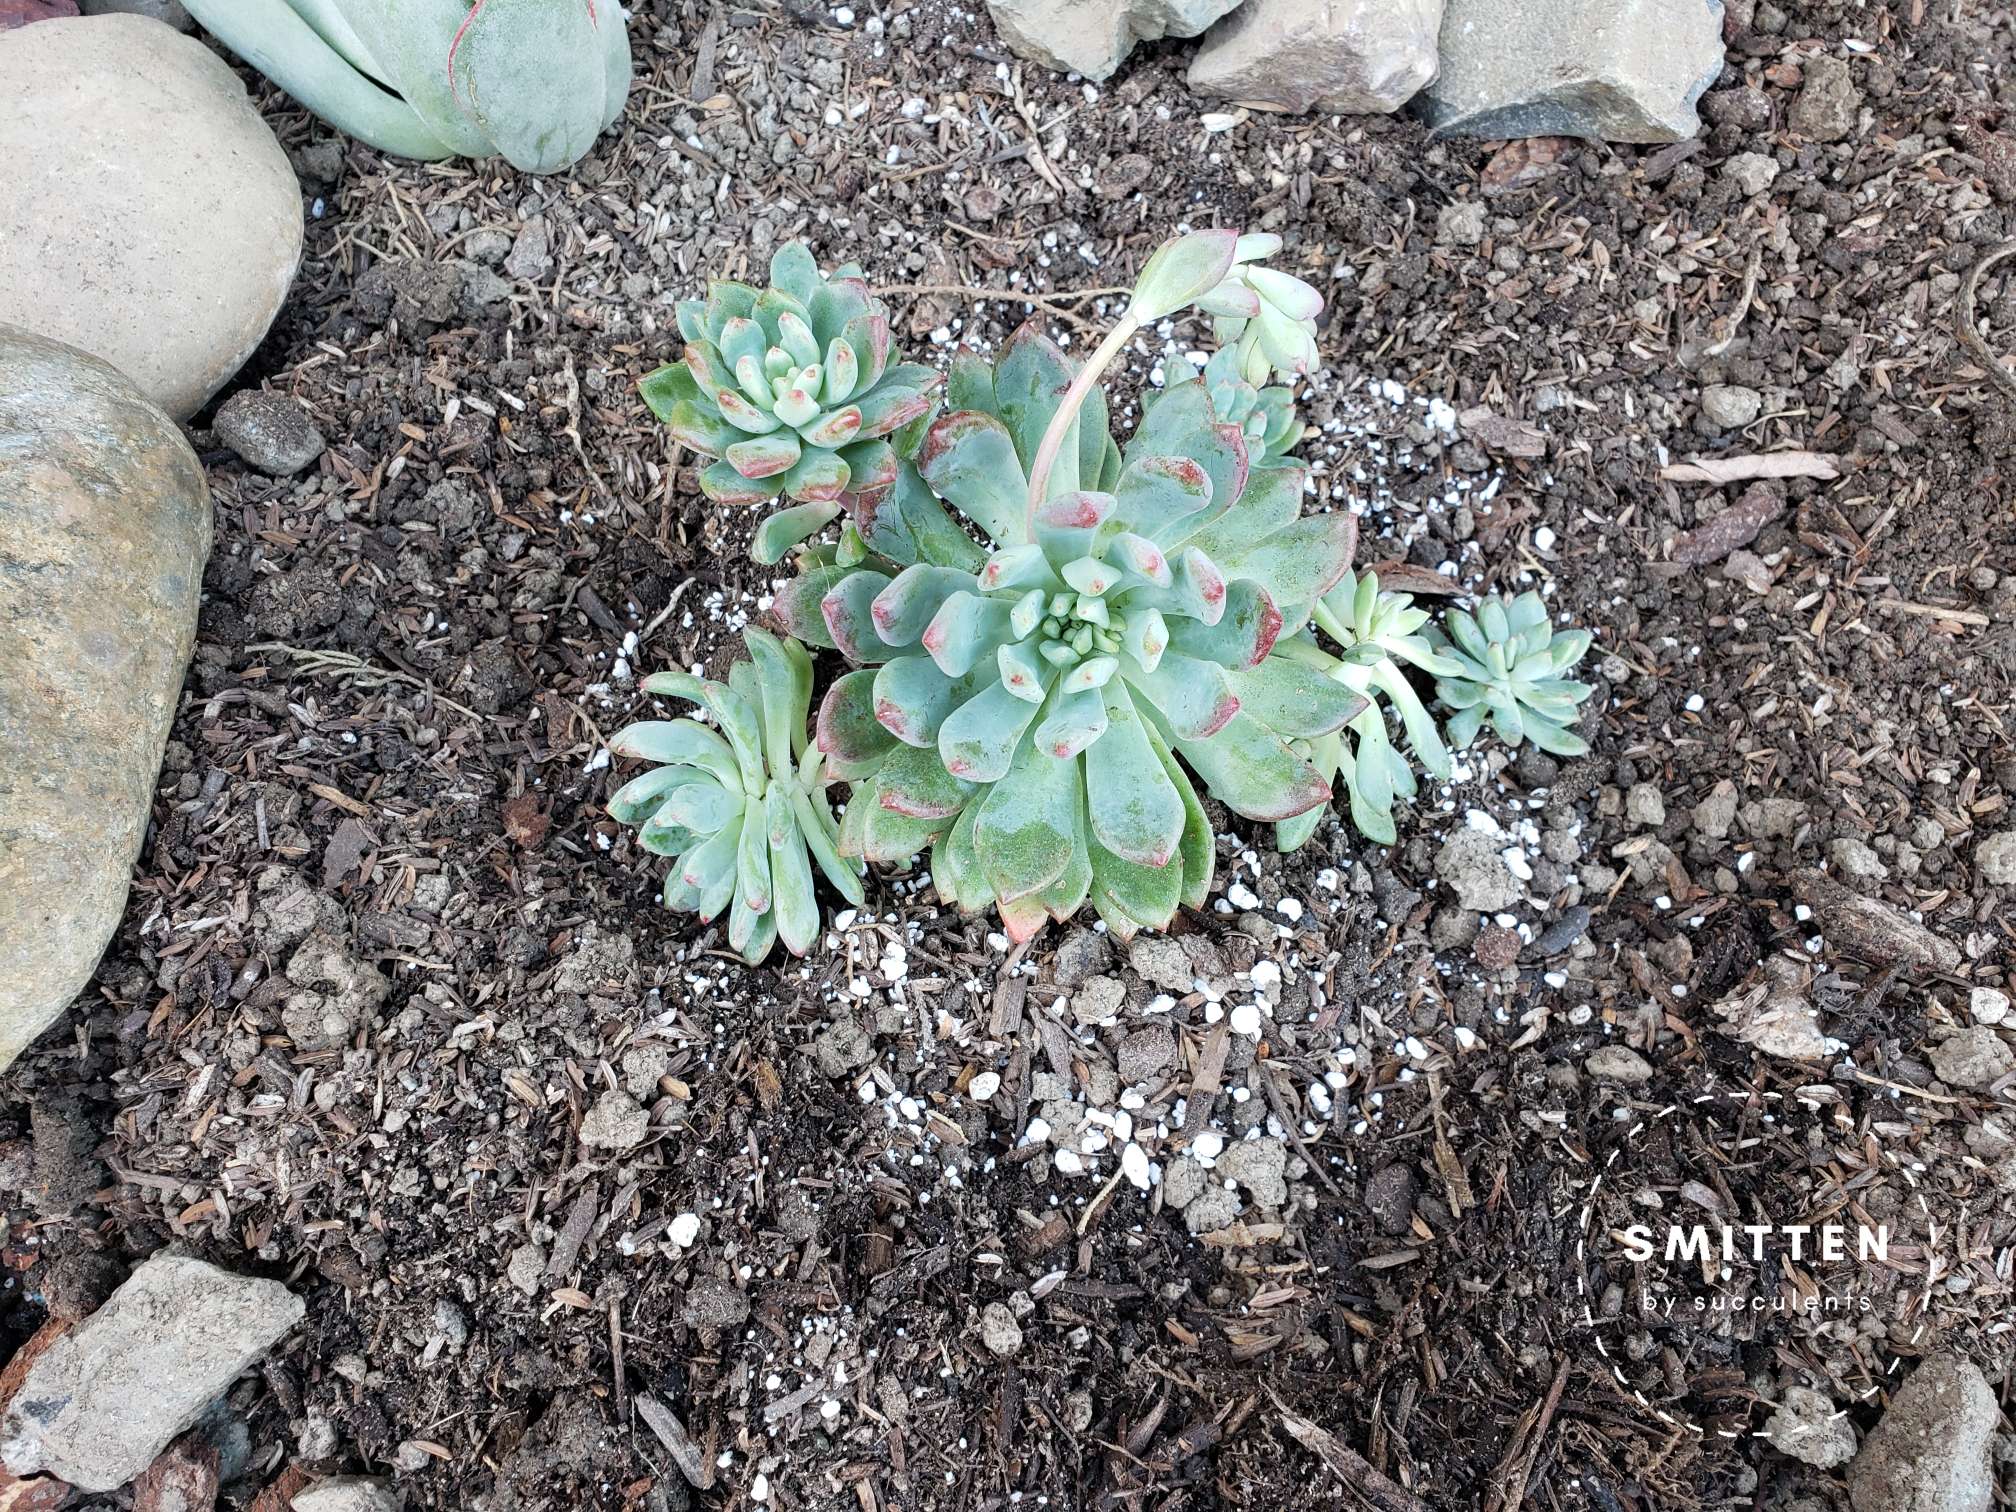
[1660,451,1840,484]
[634,1394,714,1490]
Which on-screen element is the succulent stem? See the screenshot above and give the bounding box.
[1024,315,1140,528]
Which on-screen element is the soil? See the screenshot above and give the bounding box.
[6,2,2016,1510]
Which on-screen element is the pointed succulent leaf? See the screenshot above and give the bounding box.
[1177,710,1331,822]
[766,242,822,304]
[725,431,802,480]
[972,737,1081,904]
[1165,579,1282,669]
[820,569,895,663]
[817,669,899,779]
[876,742,979,819]
[752,500,843,566]
[720,316,767,375]
[1221,656,1367,741]
[1123,607,1169,673]
[934,801,992,913]
[1085,682,1186,867]
[1033,687,1108,762]
[946,347,996,415]
[872,564,975,647]
[939,680,1045,783]
[921,592,1015,677]
[1088,830,1184,940]
[700,460,785,506]
[998,641,1051,704]
[1125,653,1240,740]
[977,542,1062,595]
[609,719,742,791]
[917,411,1030,549]
[1105,532,1173,589]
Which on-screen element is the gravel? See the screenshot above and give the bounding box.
[214,390,326,476]
[1433,829,1522,912]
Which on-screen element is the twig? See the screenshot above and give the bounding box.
[873,282,1130,332]
[1485,1355,1570,1512]
[1271,1394,1430,1512]
[247,642,486,722]
[1956,238,2016,402]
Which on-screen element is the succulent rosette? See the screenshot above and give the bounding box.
[606,627,863,964]
[772,323,1364,942]
[1430,591,1596,755]
[640,243,942,514]
[1278,570,1468,851]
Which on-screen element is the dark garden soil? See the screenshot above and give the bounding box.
[7,1,2016,1508]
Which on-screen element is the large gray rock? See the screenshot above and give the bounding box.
[0,327,212,1073]
[1421,0,1725,143]
[0,14,301,418]
[1847,1355,1997,1512]
[0,1255,303,1491]
[77,0,191,26]
[1189,0,1440,115]
[292,1476,403,1512]
[988,0,1241,82]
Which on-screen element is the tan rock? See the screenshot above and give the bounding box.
[0,14,301,418]
[988,0,1241,82]
[1189,0,1441,115]
[0,326,211,1072]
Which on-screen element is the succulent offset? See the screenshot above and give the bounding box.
[1151,346,1304,465]
[1279,570,1469,850]
[606,628,862,964]
[640,243,942,519]
[1195,233,1324,388]
[774,322,1364,942]
[1431,592,1596,755]
[181,0,631,172]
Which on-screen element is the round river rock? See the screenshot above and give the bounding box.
[0,13,302,419]
[0,326,212,1071]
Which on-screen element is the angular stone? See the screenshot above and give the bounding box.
[1421,0,1725,144]
[215,391,325,477]
[0,1256,302,1492]
[1928,1027,2014,1092]
[1789,54,1860,144]
[0,16,301,419]
[1188,0,1441,115]
[1847,1355,1996,1512]
[0,327,212,1072]
[1764,1386,1856,1469]
[988,0,1240,82]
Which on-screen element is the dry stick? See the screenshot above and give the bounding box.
[872,282,1130,333]
[1956,238,2016,402]
[1485,1355,1570,1512]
